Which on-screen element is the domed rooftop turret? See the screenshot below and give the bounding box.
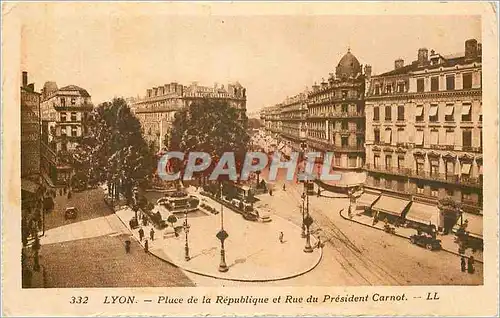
[335,48,362,79]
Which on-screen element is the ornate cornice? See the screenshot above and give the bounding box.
[366,89,481,102]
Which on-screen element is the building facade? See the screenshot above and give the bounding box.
[39,82,93,186]
[21,72,57,209]
[133,82,247,151]
[279,92,308,156]
[261,50,370,191]
[364,39,482,235]
[40,83,94,152]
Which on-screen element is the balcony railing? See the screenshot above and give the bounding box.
[366,164,482,188]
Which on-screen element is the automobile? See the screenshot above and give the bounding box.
[409,234,442,250]
[64,207,78,220]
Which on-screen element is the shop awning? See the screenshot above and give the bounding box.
[372,195,410,217]
[460,213,483,239]
[461,104,471,115]
[405,202,439,225]
[445,104,454,116]
[356,192,381,208]
[415,105,424,116]
[21,179,39,193]
[429,105,438,117]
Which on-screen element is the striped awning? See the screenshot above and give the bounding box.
[372,195,410,217]
[21,179,39,193]
[460,213,483,239]
[405,202,439,225]
[357,192,380,208]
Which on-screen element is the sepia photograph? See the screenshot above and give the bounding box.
[2,1,498,317]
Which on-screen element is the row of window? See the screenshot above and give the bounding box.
[373,103,481,122]
[59,97,77,107]
[372,72,477,96]
[60,112,78,122]
[59,126,79,137]
[373,128,481,148]
[371,177,480,203]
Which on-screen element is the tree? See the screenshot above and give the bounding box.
[72,98,156,201]
[438,196,462,234]
[169,99,249,184]
[167,214,178,229]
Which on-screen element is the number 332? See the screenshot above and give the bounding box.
[70,296,88,304]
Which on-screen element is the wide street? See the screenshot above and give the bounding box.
[34,167,482,287]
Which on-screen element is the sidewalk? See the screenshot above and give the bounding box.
[114,199,322,282]
[340,208,483,263]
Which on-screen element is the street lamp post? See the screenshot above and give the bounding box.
[183,209,191,261]
[216,182,229,272]
[300,141,307,238]
[301,192,306,238]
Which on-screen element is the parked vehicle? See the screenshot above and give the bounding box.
[64,207,78,220]
[409,234,442,250]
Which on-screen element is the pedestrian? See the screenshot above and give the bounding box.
[125,240,131,253]
[138,228,144,241]
[67,191,72,199]
[317,189,321,197]
[142,216,148,226]
[150,228,155,241]
[279,231,284,243]
[269,189,273,196]
[461,256,466,272]
[283,184,286,191]
[467,256,475,274]
[59,188,63,196]
[144,239,149,253]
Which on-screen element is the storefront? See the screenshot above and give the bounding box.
[355,190,381,214]
[404,201,439,233]
[372,194,411,224]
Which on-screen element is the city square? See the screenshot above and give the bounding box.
[17,10,485,291]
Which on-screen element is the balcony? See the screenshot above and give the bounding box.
[462,146,482,153]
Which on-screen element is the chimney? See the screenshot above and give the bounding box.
[364,65,372,78]
[147,89,152,98]
[22,71,28,87]
[477,43,482,56]
[418,48,428,66]
[312,82,320,92]
[465,39,478,59]
[394,58,404,70]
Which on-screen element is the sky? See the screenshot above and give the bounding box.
[19,3,481,113]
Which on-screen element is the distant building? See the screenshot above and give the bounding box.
[364,39,482,237]
[262,49,371,192]
[133,81,247,151]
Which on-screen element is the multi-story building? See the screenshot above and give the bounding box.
[364,39,482,239]
[133,81,247,151]
[306,50,370,173]
[279,91,308,157]
[260,50,371,192]
[40,83,94,152]
[21,72,57,210]
[40,82,93,186]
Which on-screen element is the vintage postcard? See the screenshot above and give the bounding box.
[2,1,499,317]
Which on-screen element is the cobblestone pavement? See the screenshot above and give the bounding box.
[34,187,195,288]
[37,234,194,288]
